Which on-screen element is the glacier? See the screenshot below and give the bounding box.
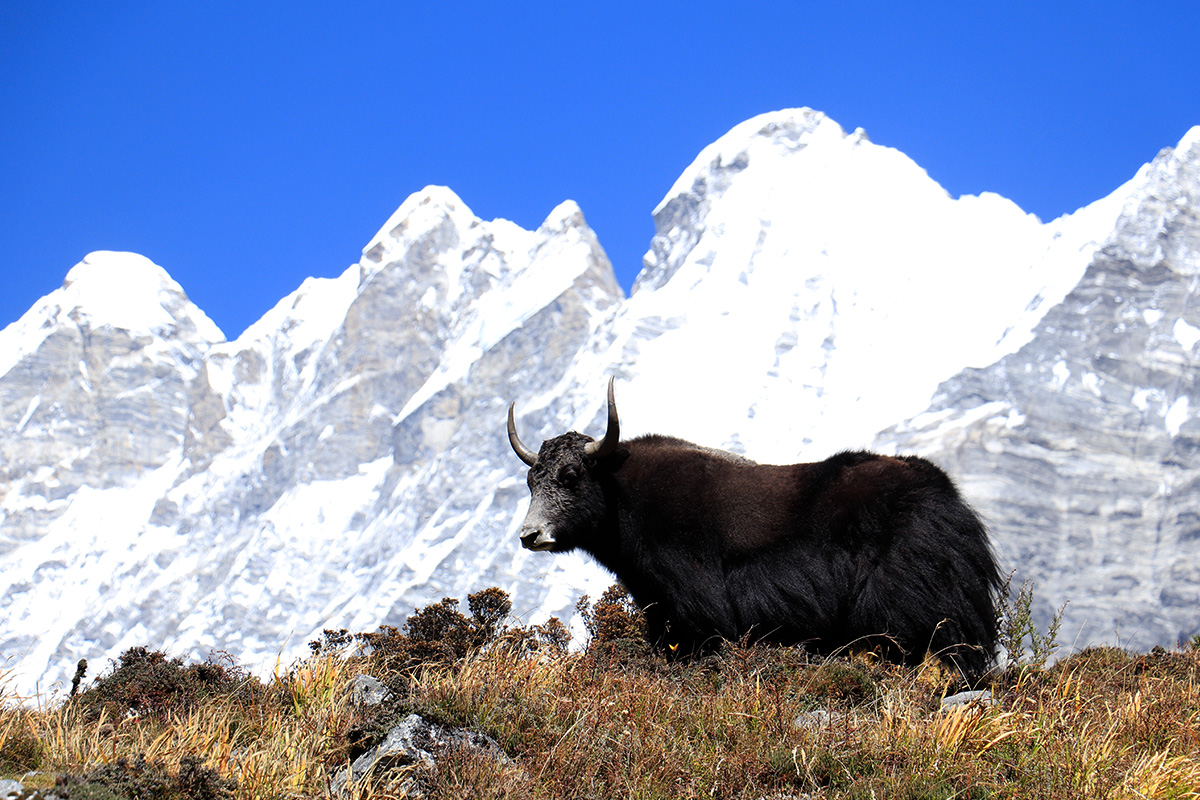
[2,108,1198,693]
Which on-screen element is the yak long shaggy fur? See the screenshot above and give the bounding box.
[516,428,1002,678]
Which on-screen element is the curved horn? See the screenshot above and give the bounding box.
[507,402,539,466]
[584,377,620,459]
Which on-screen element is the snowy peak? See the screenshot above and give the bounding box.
[0,251,223,381]
[356,187,614,318]
[610,107,1128,461]
[384,192,621,422]
[60,251,223,342]
[639,108,943,293]
[652,108,852,218]
[537,199,591,238]
[361,186,478,270]
[186,186,620,485]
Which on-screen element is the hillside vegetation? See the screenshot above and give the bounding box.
[2,586,1198,799]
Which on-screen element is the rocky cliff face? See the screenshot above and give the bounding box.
[875,128,1200,651]
[2,109,1198,691]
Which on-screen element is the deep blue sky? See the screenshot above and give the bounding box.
[3,2,1199,340]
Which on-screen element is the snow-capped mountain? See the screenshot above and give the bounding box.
[2,109,1198,692]
[874,126,1200,651]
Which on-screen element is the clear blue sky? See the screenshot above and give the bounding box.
[3,2,1199,339]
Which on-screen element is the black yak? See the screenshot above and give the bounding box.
[507,378,1002,677]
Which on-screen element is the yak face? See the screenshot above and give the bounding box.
[519,432,609,552]
[508,378,622,553]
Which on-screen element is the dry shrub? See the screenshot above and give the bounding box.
[576,584,647,646]
[468,587,513,643]
[71,647,265,721]
[573,584,653,670]
[526,617,570,654]
[356,588,516,678]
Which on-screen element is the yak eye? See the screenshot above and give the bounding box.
[557,465,580,488]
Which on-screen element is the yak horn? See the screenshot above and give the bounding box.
[584,377,620,459]
[507,403,539,466]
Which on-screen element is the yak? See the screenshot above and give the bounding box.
[507,378,1002,677]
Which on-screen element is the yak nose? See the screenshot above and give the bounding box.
[520,527,556,551]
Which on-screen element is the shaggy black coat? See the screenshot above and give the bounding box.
[518,431,1002,676]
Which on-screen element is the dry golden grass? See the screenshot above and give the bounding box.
[0,651,368,798]
[1,602,1198,799]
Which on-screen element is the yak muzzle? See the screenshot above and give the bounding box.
[520,528,557,551]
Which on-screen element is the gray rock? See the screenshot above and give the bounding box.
[0,779,24,799]
[331,712,510,797]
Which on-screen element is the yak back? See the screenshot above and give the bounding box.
[596,437,997,665]
[609,437,948,556]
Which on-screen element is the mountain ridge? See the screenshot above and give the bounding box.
[3,108,1199,692]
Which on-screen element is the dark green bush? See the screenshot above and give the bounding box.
[55,754,234,800]
[0,711,43,773]
[806,661,879,706]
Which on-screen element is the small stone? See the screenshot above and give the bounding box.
[349,674,392,706]
[940,689,996,709]
[793,709,834,730]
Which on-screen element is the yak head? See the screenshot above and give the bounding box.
[507,377,623,553]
